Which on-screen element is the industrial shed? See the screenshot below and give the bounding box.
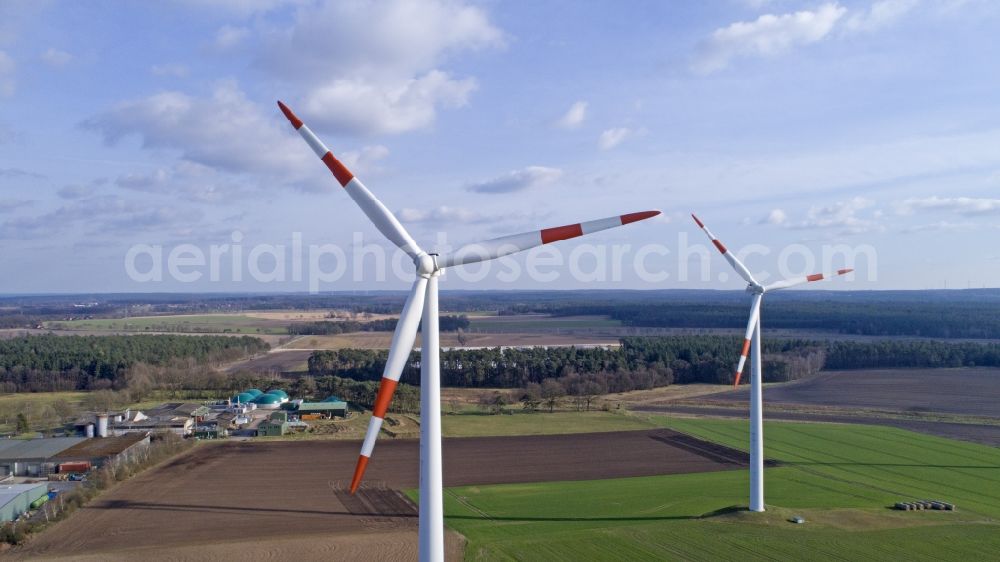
[295,400,348,418]
[0,483,48,522]
[0,438,86,477]
[51,433,151,467]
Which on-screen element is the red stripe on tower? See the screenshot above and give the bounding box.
[807,273,824,282]
[277,101,303,130]
[371,378,399,418]
[541,223,584,244]
[621,210,660,224]
[321,152,355,187]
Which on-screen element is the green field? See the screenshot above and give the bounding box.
[44,314,287,334]
[438,418,1000,560]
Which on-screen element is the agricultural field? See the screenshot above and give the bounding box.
[0,391,87,434]
[445,417,1000,560]
[12,428,745,560]
[708,368,1000,419]
[44,314,289,335]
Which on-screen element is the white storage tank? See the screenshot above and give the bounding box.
[96,413,109,438]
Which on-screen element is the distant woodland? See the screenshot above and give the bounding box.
[0,335,269,393]
[4,290,1000,338]
[308,337,1000,394]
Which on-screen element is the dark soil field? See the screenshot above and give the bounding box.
[16,429,743,560]
[710,368,1000,418]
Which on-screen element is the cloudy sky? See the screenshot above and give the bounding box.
[1,0,999,293]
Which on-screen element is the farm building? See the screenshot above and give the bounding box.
[294,400,348,419]
[0,483,48,522]
[0,438,86,477]
[256,411,289,437]
[51,433,151,468]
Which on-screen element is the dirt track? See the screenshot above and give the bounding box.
[16,429,743,560]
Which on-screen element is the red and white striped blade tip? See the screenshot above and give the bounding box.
[838,268,854,275]
[276,100,303,130]
[733,373,742,388]
[691,214,705,228]
[350,456,368,493]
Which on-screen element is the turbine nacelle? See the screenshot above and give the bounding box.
[415,253,439,277]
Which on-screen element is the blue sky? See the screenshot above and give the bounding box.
[1,0,999,293]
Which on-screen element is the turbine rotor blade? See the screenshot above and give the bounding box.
[440,210,660,268]
[691,214,757,286]
[733,293,762,387]
[350,276,428,493]
[278,101,424,259]
[764,268,854,292]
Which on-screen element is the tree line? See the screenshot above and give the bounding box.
[535,300,1000,339]
[308,336,1000,392]
[0,334,269,392]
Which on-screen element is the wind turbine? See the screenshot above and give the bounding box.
[691,214,852,513]
[278,100,660,561]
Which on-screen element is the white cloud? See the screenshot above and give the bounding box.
[397,205,485,224]
[693,3,846,74]
[174,0,308,18]
[40,47,72,67]
[300,70,476,136]
[57,185,97,200]
[895,196,1000,216]
[0,167,44,180]
[116,161,254,203]
[845,0,918,32]
[339,145,390,173]
[0,51,14,96]
[557,101,588,129]
[258,0,503,136]
[761,208,787,225]
[150,63,189,77]
[0,194,204,239]
[83,80,315,187]
[214,25,249,50]
[0,199,32,213]
[900,221,982,233]
[791,197,881,234]
[599,127,631,150]
[465,166,563,194]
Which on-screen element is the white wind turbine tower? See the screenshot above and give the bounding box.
[279,100,660,562]
[692,214,852,513]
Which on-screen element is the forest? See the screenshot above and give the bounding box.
[308,336,1000,393]
[0,335,269,393]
